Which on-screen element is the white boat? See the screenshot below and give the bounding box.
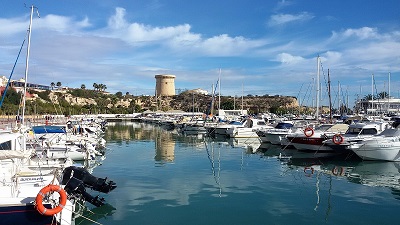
[0,6,116,224]
[256,121,294,145]
[349,128,400,161]
[211,120,245,136]
[286,123,349,152]
[29,126,101,161]
[226,118,274,138]
[0,128,75,224]
[323,122,390,154]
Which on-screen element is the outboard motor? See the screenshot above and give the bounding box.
[62,166,117,207]
[64,177,105,207]
[62,166,117,193]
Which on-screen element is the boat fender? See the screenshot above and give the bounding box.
[35,185,67,216]
[332,134,344,145]
[304,127,314,137]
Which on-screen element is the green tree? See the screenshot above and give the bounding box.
[56,82,62,89]
[115,91,123,98]
[50,82,55,90]
[81,84,86,90]
[221,100,234,110]
[376,91,388,99]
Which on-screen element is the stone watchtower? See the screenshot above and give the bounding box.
[155,74,176,97]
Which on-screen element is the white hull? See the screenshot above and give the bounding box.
[350,139,400,161]
[227,128,259,138]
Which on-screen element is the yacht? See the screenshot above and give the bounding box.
[349,128,400,161]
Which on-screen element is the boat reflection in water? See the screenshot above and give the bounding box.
[258,143,400,200]
[347,161,400,199]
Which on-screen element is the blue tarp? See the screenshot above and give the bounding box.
[32,126,66,134]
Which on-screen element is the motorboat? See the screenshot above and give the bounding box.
[286,123,349,152]
[349,128,400,161]
[323,122,390,155]
[226,118,274,138]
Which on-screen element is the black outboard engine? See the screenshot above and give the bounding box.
[62,166,117,193]
[64,177,105,207]
[62,166,117,207]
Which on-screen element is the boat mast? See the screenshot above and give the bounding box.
[210,83,215,116]
[241,83,244,114]
[218,68,221,110]
[327,69,332,123]
[315,56,320,120]
[338,81,341,115]
[371,74,374,115]
[388,72,391,113]
[21,5,35,125]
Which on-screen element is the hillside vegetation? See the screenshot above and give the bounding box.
[0,87,300,116]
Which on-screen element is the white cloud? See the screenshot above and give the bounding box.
[342,27,379,39]
[274,0,293,11]
[35,14,91,33]
[101,7,268,56]
[268,12,314,26]
[108,7,128,29]
[275,53,305,65]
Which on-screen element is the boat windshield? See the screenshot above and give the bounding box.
[377,128,400,137]
[228,121,242,125]
[346,127,377,135]
[275,123,293,129]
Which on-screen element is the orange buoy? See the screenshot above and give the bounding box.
[35,184,67,216]
[332,134,344,145]
[304,127,314,137]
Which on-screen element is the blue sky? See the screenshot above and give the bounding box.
[1,0,399,108]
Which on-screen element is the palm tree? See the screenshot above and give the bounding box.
[81,84,86,90]
[50,82,55,90]
[377,91,388,99]
[56,82,62,89]
[363,94,373,101]
[93,83,98,91]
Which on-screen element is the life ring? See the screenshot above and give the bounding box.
[332,166,344,176]
[35,184,67,216]
[304,167,314,176]
[332,134,344,145]
[304,127,314,137]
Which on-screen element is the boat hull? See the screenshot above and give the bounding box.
[0,204,54,225]
[350,140,400,161]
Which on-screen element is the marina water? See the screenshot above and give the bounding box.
[86,122,400,225]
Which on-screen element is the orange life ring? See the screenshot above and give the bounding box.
[332,166,344,176]
[332,134,344,145]
[304,127,314,137]
[35,184,67,216]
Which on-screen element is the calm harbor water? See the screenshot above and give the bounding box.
[83,122,400,225]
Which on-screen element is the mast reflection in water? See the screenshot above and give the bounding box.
[91,122,400,225]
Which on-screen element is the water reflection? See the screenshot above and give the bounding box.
[155,130,175,163]
[100,123,400,224]
[258,143,400,200]
[107,122,400,199]
[75,203,116,225]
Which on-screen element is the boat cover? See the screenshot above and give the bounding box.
[32,126,66,134]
